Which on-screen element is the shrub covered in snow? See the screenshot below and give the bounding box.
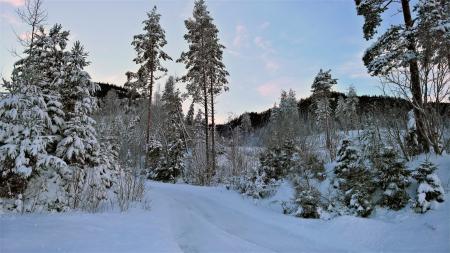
[259,139,300,180]
[412,160,444,213]
[231,166,281,199]
[292,177,322,219]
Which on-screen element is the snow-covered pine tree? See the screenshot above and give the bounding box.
[13,25,69,137]
[334,139,374,217]
[375,147,410,210]
[412,159,445,213]
[183,109,208,184]
[267,90,299,146]
[293,178,321,219]
[206,15,229,179]
[184,102,195,146]
[56,41,104,209]
[125,6,172,147]
[149,77,185,182]
[280,89,299,138]
[0,24,73,211]
[178,0,229,183]
[266,103,280,145]
[344,86,359,130]
[0,73,64,202]
[315,97,332,135]
[311,69,337,96]
[359,117,382,164]
[354,0,442,153]
[311,69,336,152]
[57,41,99,167]
[260,139,300,181]
[335,96,346,130]
[185,102,195,129]
[416,0,450,84]
[404,110,420,157]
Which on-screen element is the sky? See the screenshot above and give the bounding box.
[0,0,389,123]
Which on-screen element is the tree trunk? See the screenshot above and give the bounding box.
[210,86,216,180]
[401,0,430,153]
[203,72,210,184]
[146,70,154,145]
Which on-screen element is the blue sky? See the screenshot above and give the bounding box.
[1,0,387,123]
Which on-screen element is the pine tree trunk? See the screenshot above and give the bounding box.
[210,86,216,180]
[146,70,154,145]
[203,72,210,184]
[401,0,430,153]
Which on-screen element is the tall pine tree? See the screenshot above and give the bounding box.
[178,0,228,184]
[354,0,448,153]
[311,69,336,152]
[125,6,172,148]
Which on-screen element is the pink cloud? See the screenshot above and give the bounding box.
[18,31,30,40]
[257,77,306,98]
[232,25,248,48]
[0,0,25,7]
[257,80,281,97]
[0,12,20,25]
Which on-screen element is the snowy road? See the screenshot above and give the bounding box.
[151,182,337,253]
[1,181,449,253]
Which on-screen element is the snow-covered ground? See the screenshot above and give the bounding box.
[2,157,450,253]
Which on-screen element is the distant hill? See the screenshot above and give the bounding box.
[94,82,130,99]
[216,92,449,136]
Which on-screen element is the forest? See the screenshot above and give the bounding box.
[0,0,449,252]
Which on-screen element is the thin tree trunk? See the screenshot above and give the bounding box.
[401,0,430,153]
[146,70,154,145]
[210,87,216,180]
[203,72,210,184]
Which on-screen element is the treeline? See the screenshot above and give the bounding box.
[217,93,418,137]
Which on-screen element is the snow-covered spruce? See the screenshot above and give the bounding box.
[311,69,336,153]
[375,147,410,210]
[292,177,322,219]
[259,139,299,181]
[334,139,375,217]
[344,86,359,130]
[55,41,112,210]
[147,77,185,182]
[0,77,65,203]
[359,118,382,163]
[0,25,72,212]
[412,160,445,213]
[267,89,299,146]
[1,24,118,212]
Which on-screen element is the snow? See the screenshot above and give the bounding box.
[2,175,449,253]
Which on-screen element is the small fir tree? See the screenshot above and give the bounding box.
[293,177,322,219]
[334,139,374,217]
[375,147,410,210]
[412,160,445,213]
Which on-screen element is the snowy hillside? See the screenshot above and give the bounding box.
[2,154,449,253]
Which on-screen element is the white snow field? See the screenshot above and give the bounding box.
[1,175,449,253]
